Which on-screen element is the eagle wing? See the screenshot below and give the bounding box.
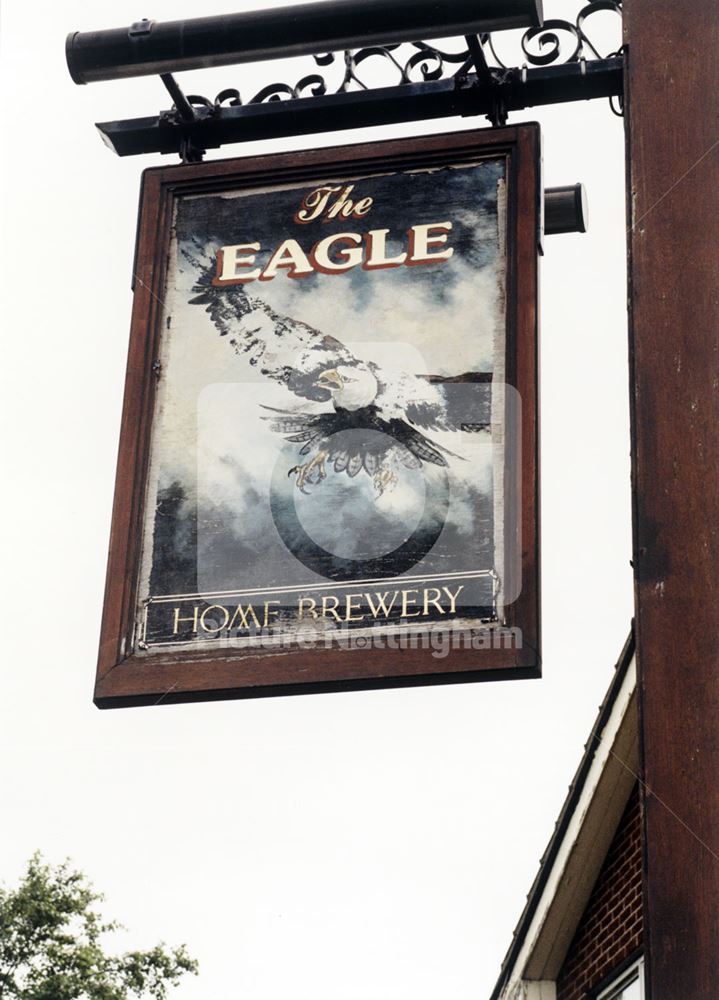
[184,244,489,477]
[188,270,359,403]
[372,367,492,434]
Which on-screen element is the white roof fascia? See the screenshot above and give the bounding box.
[498,654,638,997]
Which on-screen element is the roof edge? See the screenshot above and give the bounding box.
[489,628,636,1000]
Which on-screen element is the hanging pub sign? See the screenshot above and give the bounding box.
[96,125,541,707]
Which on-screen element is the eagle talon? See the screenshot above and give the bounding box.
[288,465,312,495]
[289,450,329,492]
[373,466,397,496]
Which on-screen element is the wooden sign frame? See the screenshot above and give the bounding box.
[95,125,541,708]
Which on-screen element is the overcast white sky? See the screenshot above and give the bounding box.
[0,2,631,998]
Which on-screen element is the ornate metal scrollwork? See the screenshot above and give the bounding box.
[166,0,621,113]
[159,0,623,159]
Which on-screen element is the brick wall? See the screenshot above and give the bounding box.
[556,783,643,1000]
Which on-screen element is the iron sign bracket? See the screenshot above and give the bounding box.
[158,73,207,163]
[101,54,622,160]
[460,33,509,128]
[93,2,623,160]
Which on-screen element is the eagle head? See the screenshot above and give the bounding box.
[316,365,378,411]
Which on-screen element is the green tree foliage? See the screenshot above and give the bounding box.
[0,854,197,999]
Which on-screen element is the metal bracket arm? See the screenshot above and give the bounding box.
[98,57,622,158]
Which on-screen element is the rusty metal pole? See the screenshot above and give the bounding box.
[624,2,719,997]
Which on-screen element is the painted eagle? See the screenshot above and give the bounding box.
[188,269,490,494]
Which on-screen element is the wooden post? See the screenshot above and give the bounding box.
[624,2,719,997]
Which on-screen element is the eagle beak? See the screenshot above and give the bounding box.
[316,368,344,390]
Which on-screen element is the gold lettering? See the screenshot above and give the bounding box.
[228,604,262,630]
[344,594,365,622]
[353,196,374,217]
[298,597,319,620]
[263,601,281,627]
[423,588,445,616]
[321,595,342,622]
[311,233,364,274]
[401,589,422,618]
[295,185,374,224]
[325,185,359,220]
[295,186,343,223]
[200,604,230,633]
[407,222,454,266]
[172,606,199,634]
[260,239,313,281]
[365,591,398,618]
[442,585,464,614]
[213,243,262,284]
[364,229,407,271]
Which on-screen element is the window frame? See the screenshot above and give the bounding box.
[595,957,645,1000]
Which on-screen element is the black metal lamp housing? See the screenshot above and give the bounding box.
[544,184,588,235]
[66,0,543,84]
